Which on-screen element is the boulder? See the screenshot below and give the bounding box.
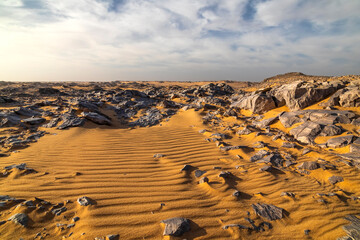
[161,217,191,236]
[252,203,284,221]
[289,121,322,144]
[319,125,343,137]
[14,107,41,117]
[339,87,360,107]
[22,117,46,125]
[57,114,85,129]
[278,112,302,128]
[231,93,276,114]
[81,112,111,125]
[326,135,355,148]
[270,81,340,111]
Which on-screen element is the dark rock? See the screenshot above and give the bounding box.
[130,108,164,127]
[81,112,111,125]
[106,234,120,240]
[14,107,41,117]
[161,217,190,236]
[77,196,93,206]
[199,177,209,184]
[72,217,80,222]
[233,190,241,197]
[252,203,284,221]
[259,165,273,172]
[4,163,27,170]
[57,114,85,129]
[218,171,232,178]
[39,88,60,95]
[8,213,29,227]
[22,117,46,125]
[304,229,311,235]
[327,135,355,148]
[281,192,295,197]
[52,206,67,216]
[223,224,250,230]
[328,176,344,184]
[42,117,60,128]
[297,161,319,170]
[194,170,206,178]
[181,164,193,171]
[153,153,165,158]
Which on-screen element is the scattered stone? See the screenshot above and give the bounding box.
[77,196,93,206]
[328,176,344,184]
[199,177,209,184]
[106,234,120,240]
[52,206,67,216]
[281,192,295,198]
[223,224,250,230]
[194,170,206,178]
[153,153,165,158]
[233,190,241,197]
[252,203,284,221]
[218,171,232,178]
[161,217,191,236]
[297,161,319,170]
[22,117,46,125]
[57,114,85,130]
[259,165,273,172]
[304,229,311,235]
[181,164,193,171]
[327,135,355,148]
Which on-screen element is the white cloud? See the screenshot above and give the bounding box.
[0,0,359,81]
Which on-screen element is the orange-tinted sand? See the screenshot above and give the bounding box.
[1,106,360,239]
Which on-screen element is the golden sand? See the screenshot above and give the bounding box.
[1,106,359,239]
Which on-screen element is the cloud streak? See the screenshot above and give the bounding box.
[0,0,359,81]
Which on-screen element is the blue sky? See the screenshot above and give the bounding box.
[0,0,359,81]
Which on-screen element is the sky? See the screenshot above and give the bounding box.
[0,0,359,82]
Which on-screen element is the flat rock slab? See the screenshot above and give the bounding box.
[252,203,284,221]
[22,117,46,125]
[327,135,355,148]
[161,217,190,236]
[8,213,29,227]
[81,112,111,125]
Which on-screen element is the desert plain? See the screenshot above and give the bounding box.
[0,72,360,240]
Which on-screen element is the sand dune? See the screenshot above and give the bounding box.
[0,108,358,239]
[1,76,360,239]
